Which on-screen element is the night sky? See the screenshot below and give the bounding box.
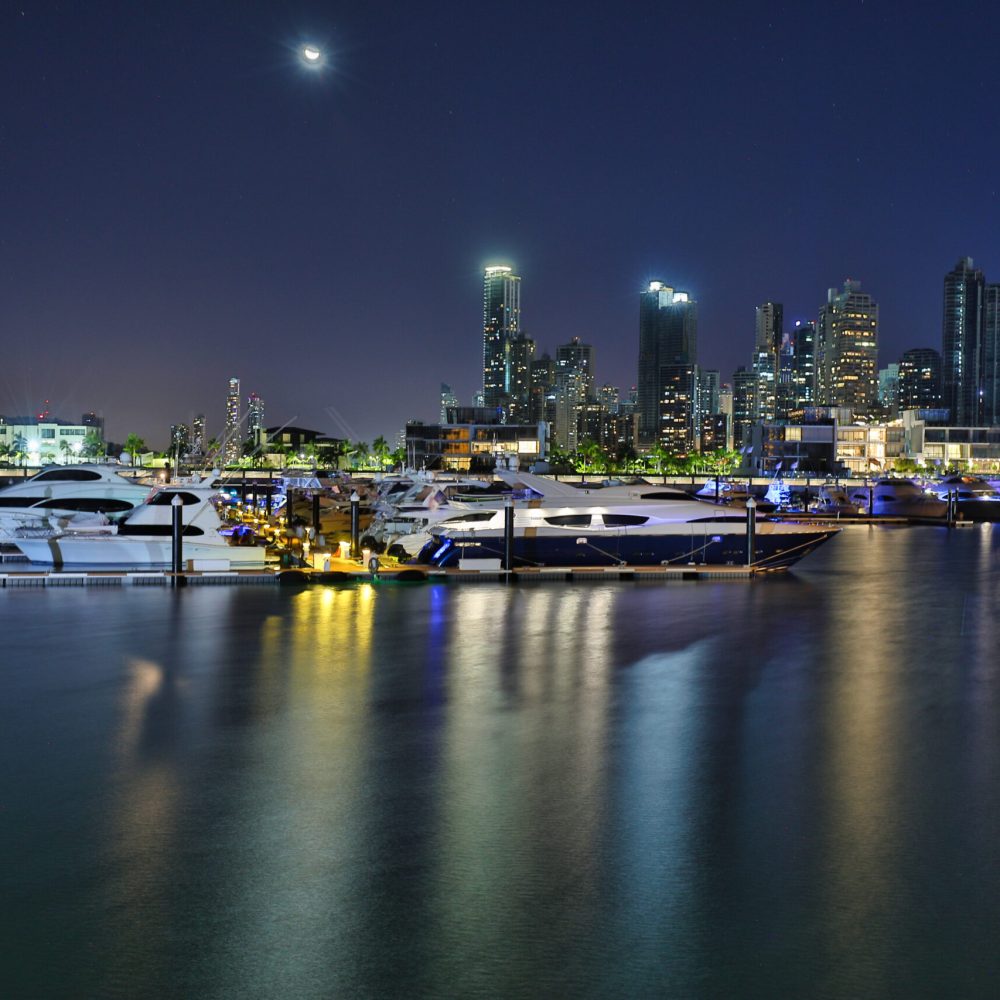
[3,1,1000,447]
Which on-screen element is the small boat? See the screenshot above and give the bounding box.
[14,479,266,569]
[810,484,861,516]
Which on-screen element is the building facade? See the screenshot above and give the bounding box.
[224,376,241,465]
[482,265,522,412]
[637,282,697,446]
[942,257,985,425]
[817,280,879,418]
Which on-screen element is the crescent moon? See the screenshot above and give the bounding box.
[303,46,321,62]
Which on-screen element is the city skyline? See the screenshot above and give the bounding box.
[3,3,1000,444]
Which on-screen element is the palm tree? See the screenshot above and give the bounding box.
[11,434,27,468]
[59,440,73,464]
[372,435,391,471]
[646,442,672,480]
[123,433,146,466]
[352,441,370,470]
[82,431,104,460]
[0,442,9,466]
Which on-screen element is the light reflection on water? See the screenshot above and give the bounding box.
[3,525,1000,997]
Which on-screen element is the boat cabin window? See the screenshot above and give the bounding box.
[635,491,692,500]
[0,497,46,507]
[601,514,649,526]
[146,491,205,506]
[544,514,592,526]
[31,469,103,483]
[36,498,135,513]
[441,511,496,524]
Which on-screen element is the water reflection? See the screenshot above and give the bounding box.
[6,528,1000,997]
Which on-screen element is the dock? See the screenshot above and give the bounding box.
[0,555,769,587]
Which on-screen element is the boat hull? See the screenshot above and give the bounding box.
[416,522,838,571]
[15,535,266,569]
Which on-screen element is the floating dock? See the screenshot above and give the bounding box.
[0,556,767,587]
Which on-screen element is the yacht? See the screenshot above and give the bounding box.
[810,484,861,516]
[412,484,839,571]
[14,480,266,569]
[0,465,151,539]
[926,474,1000,521]
[847,479,947,518]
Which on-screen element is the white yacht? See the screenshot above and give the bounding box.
[926,474,1000,520]
[14,480,266,569]
[0,465,151,539]
[847,479,947,518]
[413,476,839,571]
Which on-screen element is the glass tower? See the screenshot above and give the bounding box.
[482,265,521,412]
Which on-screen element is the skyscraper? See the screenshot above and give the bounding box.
[439,383,460,423]
[192,414,206,455]
[556,337,595,396]
[482,265,521,412]
[506,334,536,421]
[790,321,816,410]
[247,392,264,441]
[942,257,984,425]
[982,282,1000,425]
[817,280,879,418]
[752,302,783,421]
[224,377,240,465]
[898,348,943,411]
[637,281,697,445]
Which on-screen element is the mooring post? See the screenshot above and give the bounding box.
[503,496,515,578]
[746,496,757,567]
[350,490,360,559]
[171,494,184,585]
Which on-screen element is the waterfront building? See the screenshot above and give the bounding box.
[942,257,985,425]
[405,411,546,472]
[482,265,522,412]
[817,280,879,418]
[751,413,902,476]
[552,365,588,452]
[898,349,942,411]
[439,383,460,423]
[637,281,697,445]
[902,409,1000,469]
[224,376,241,466]
[0,415,90,464]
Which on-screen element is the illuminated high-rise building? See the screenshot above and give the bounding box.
[506,334,536,422]
[192,414,205,455]
[482,265,521,412]
[752,302,783,421]
[637,281,697,445]
[942,257,984,425]
[817,280,879,418]
[898,348,942,411]
[247,392,264,439]
[224,377,241,465]
[440,383,460,423]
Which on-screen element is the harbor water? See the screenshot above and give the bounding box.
[3,523,1000,998]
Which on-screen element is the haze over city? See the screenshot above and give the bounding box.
[3,1,1000,445]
